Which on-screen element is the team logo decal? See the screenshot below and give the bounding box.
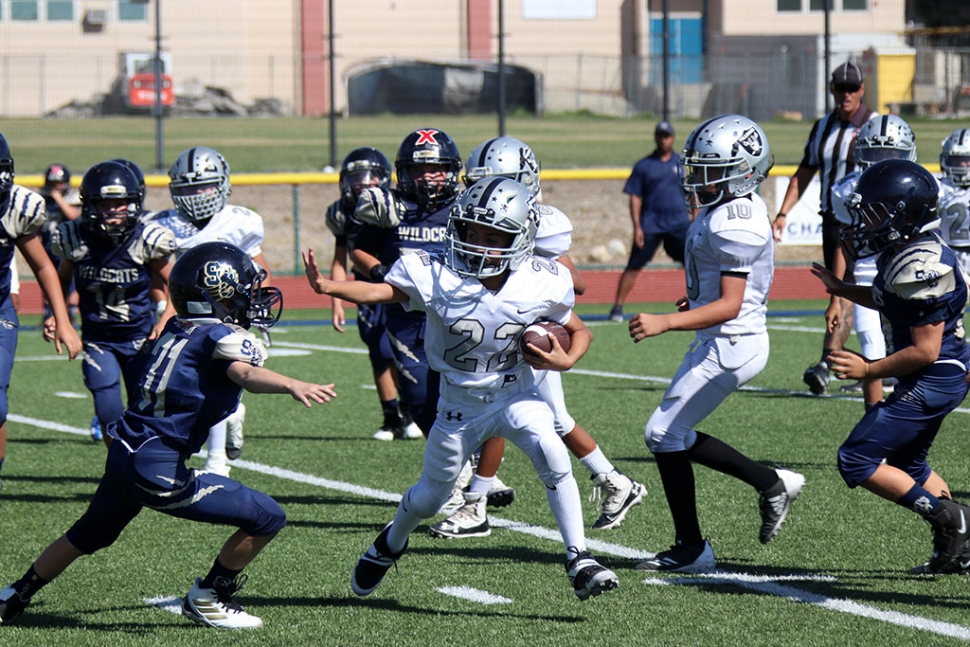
[203,261,239,299]
[737,127,763,157]
[415,129,440,145]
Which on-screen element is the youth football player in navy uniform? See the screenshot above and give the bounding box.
[0,242,337,629]
[351,128,463,435]
[305,177,618,601]
[813,159,970,575]
[42,161,176,446]
[0,133,82,492]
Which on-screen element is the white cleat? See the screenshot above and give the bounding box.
[182,576,262,629]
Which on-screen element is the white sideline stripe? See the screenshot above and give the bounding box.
[13,407,970,637]
[54,391,88,399]
[436,586,512,605]
[768,324,827,334]
[144,595,184,616]
[645,575,970,641]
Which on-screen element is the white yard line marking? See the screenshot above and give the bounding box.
[143,595,184,616]
[436,586,512,605]
[54,391,88,399]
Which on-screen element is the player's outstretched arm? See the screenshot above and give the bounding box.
[226,362,337,408]
[302,247,407,305]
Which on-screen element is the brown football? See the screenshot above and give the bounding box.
[520,321,571,356]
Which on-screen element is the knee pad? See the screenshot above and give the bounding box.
[245,490,287,536]
[837,445,877,488]
[856,329,885,361]
[534,433,572,487]
[645,418,693,454]
[402,480,451,519]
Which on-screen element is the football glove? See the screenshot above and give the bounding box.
[355,187,406,228]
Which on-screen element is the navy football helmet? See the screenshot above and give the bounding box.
[446,177,538,278]
[395,128,461,211]
[110,158,147,197]
[0,133,13,204]
[169,242,282,329]
[79,161,142,243]
[841,159,940,259]
[339,147,391,209]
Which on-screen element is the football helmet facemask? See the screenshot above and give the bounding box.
[941,128,970,188]
[79,161,142,243]
[0,133,13,203]
[841,159,940,259]
[680,114,773,208]
[463,136,541,197]
[854,115,917,170]
[446,177,538,279]
[169,242,282,329]
[339,147,391,209]
[169,146,231,222]
[396,128,462,211]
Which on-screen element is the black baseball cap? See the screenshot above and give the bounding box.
[831,61,863,85]
[655,121,675,137]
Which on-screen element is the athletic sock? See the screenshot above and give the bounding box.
[577,446,614,476]
[686,432,778,493]
[898,483,940,518]
[201,559,243,589]
[381,399,402,428]
[13,565,49,600]
[654,451,703,545]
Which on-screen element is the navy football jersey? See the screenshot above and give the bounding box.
[113,317,267,454]
[51,220,175,342]
[873,232,970,367]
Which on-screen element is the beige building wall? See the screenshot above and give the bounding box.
[717,0,904,36]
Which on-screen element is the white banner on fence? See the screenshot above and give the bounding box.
[774,175,823,246]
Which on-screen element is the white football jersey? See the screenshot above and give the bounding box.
[151,204,265,258]
[534,204,572,259]
[685,193,773,338]
[939,178,970,249]
[2,185,47,242]
[385,251,574,392]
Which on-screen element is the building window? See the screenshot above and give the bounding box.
[809,0,827,9]
[11,1,39,20]
[777,0,801,11]
[47,0,72,20]
[842,0,866,9]
[119,0,147,21]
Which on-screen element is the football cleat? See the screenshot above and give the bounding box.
[803,361,830,395]
[429,493,490,538]
[838,380,864,394]
[0,585,28,625]
[565,548,619,600]
[399,422,424,440]
[759,469,805,544]
[372,425,397,441]
[608,305,624,323]
[486,476,516,508]
[590,470,645,530]
[182,575,262,629]
[225,403,246,460]
[635,540,716,573]
[89,415,103,442]
[351,524,408,596]
[439,461,474,515]
[924,499,970,574]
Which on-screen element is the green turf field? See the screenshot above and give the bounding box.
[2,302,970,645]
[0,114,960,174]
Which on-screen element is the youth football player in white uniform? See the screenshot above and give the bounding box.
[830,114,917,406]
[938,128,970,278]
[431,136,645,539]
[153,146,271,475]
[629,115,805,573]
[304,177,619,601]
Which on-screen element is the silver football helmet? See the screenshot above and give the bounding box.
[941,128,970,187]
[680,114,773,208]
[169,146,232,222]
[463,136,541,197]
[446,177,539,278]
[854,115,916,170]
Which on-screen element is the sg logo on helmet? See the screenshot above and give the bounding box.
[203,261,239,299]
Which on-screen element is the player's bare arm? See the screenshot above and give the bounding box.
[810,262,877,309]
[829,320,943,381]
[329,244,348,332]
[20,234,81,359]
[303,247,407,305]
[629,272,746,342]
[226,361,336,407]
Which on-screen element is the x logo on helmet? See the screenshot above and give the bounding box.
[415,129,440,145]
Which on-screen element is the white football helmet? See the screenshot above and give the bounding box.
[169,146,232,222]
[854,115,916,170]
[463,136,541,197]
[680,114,773,208]
[446,177,538,278]
[941,128,970,187]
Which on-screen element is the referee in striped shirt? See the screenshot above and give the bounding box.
[772,61,877,396]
